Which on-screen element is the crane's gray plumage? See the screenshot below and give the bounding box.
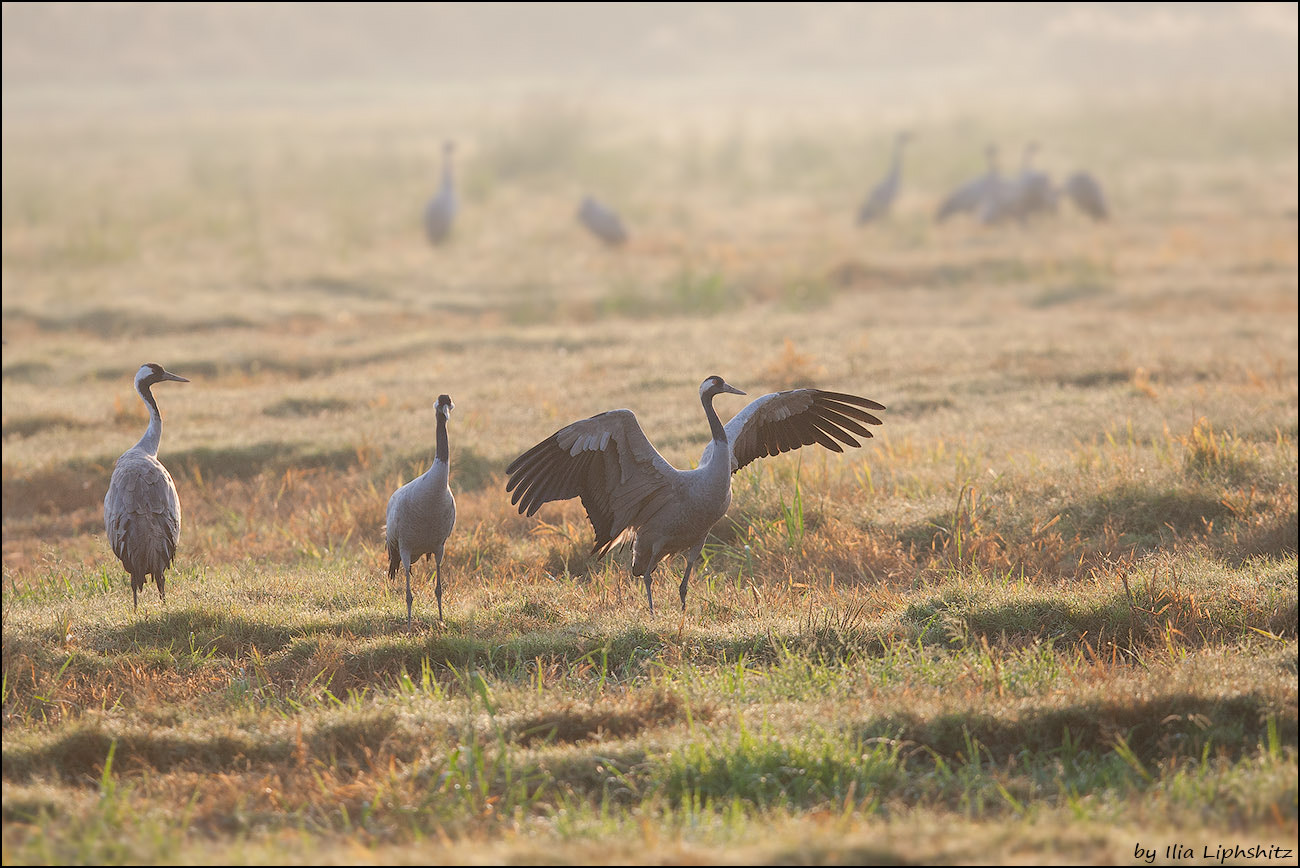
[936,144,1001,223]
[386,394,457,625]
[981,142,1057,225]
[505,377,884,614]
[578,195,629,246]
[104,363,188,610]
[1063,170,1109,221]
[1011,142,1057,221]
[857,131,911,225]
[424,141,458,245]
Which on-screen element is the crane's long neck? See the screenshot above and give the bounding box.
[890,140,905,176]
[441,154,454,193]
[434,412,450,467]
[134,380,163,456]
[702,391,727,445]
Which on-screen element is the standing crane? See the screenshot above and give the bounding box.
[104,363,189,610]
[1016,142,1058,221]
[856,131,912,225]
[506,376,884,614]
[424,140,458,245]
[981,142,1056,225]
[386,394,457,625]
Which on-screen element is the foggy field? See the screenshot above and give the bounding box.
[2,4,1298,865]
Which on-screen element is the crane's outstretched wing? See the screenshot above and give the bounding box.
[936,175,989,221]
[104,451,181,578]
[506,410,677,556]
[723,390,885,474]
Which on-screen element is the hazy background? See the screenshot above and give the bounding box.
[4,2,1297,114]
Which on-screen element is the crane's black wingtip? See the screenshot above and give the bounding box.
[815,390,886,413]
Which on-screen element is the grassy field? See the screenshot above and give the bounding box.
[2,33,1298,864]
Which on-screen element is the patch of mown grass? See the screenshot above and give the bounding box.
[262,396,353,418]
[659,722,905,810]
[1,457,112,519]
[507,690,699,746]
[1,413,91,440]
[0,358,54,383]
[601,269,743,319]
[2,307,255,339]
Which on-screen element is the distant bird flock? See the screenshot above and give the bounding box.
[424,134,1110,250]
[932,140,1109,226]
[99,131,1112,623]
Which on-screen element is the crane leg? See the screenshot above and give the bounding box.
[156,573,166,604]
[679,547,703,612]
[405,562,414,627]
[434,554,444,622]
[642,563,656,616]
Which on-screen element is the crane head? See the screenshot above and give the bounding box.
[436,394,455,417]
[701,375,745,399]
[136,363,189,387]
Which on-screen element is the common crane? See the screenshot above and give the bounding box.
[577,195,629,246]
[424,140,458,245]
[104,363,189,610]
[856,131,911,225]
[505,376,884,614]
[982,142,1056,225]
[936,144,1001,223]
[386,394,457,625]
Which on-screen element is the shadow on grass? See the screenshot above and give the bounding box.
[2,413,92,440]
[1,442,367,520]
[93,608,399,659]
[3,307,253,340]
[857,691,1296,766]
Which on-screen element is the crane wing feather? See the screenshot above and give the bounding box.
[724,389,885,473]
[505,409,676,553]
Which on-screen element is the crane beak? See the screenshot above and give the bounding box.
[722,383,746,396]
[164,372,189,383]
